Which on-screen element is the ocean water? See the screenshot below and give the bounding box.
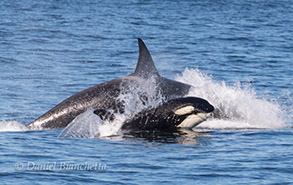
[0,0,292,184]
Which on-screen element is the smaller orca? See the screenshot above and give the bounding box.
[120,97,214,131]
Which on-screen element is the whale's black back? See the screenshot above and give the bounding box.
[27,39,191,129]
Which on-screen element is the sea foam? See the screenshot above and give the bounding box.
[176,68,287,129]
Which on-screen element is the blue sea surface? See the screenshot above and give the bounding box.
[0,0,292,184]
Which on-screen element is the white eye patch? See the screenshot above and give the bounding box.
[174,106,195,116]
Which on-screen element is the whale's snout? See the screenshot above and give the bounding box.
[169,97,214,129]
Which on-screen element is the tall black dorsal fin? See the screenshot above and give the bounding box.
[133,38,160,78]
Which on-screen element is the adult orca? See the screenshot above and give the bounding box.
[27,38,191,130]
[120,97,214,131]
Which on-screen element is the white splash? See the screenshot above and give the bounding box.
[59,68,289,138]
[59,76,164,138]
[0,121,28,132]
[58,109,102,138]
[98,76,163,137]
[1,68,288,136]
[118,77,163,118]
[176,68,287,129]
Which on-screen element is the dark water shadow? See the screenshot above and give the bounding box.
[121,129,213,145]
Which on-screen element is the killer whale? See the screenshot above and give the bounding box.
[27,38,191,130]
[120,97,214,131]
[59,96,215,138]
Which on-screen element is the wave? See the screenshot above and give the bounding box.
[0,121,28,132]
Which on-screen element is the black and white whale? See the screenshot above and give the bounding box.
[120,97,214,131]
[27,38,193,130]
[59,97,215,138]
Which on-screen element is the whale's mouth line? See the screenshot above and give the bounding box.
[176,112,213,129]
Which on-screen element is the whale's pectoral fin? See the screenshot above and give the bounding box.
[93,109,115,121]
[59,109,103,138]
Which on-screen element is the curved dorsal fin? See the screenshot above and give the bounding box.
[133,38,160,78]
